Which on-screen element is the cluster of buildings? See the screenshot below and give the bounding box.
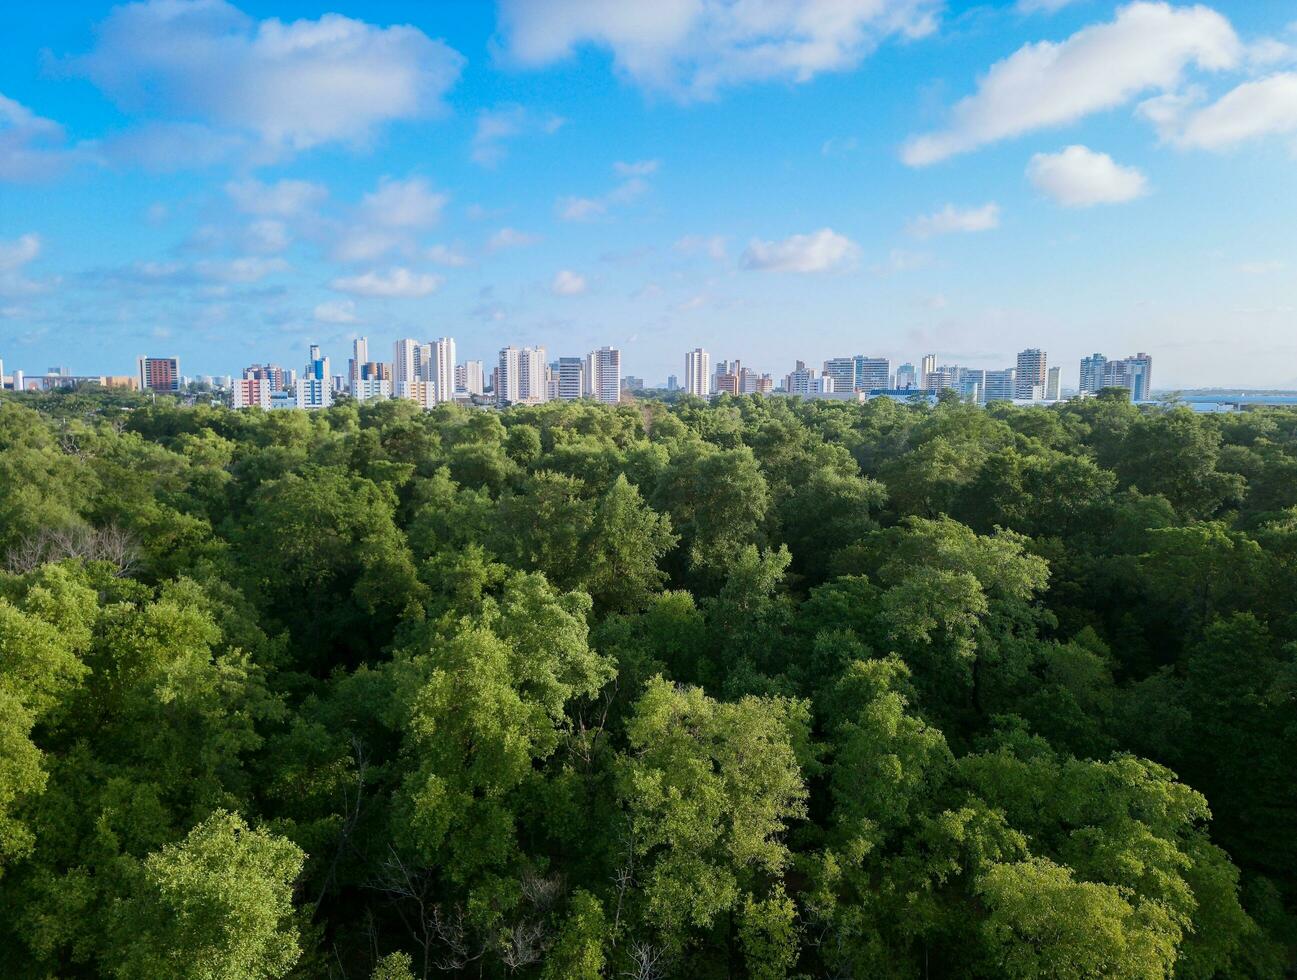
[1080,352,1154,402]
[0,343,1157,410]
[0,357,174,394]
[675,348,1153,405]
[224,338,625,411]
[495,345,621,407]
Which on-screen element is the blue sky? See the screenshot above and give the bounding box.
[2,0,1295,388]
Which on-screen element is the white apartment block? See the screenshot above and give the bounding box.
[588,346,621,405]
[684,348,710,397]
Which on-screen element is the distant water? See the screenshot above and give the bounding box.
[1156,391,1297,410]
[1172,392,1297,405]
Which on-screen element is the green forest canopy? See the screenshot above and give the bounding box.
[0,387,1294,978]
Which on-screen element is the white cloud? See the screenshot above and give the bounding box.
[361,176,446,228]
[0,233,53,297]
[557,196,607,221]
[470,105,564,166]
[330,267,441,297]
[487,227,540,251]
[557,160,658,221]
[0,93,74,181]
[1017,0,1083,13]
[71,0,464,156]
[244,219,290,253]
[614,159,659,176]
[226,178,327,216]
[426,244,469,267]
[324,176,447,264]
[1172,72,1297,149]
[0,233,41,272]
[195,256,287,283]
[741,227,859,273]
[1026,145,1148,206]
[330,228,403,264]
[551,269,588,295]
[903,2,1240,165]
[674,234,728,260]
[908,202,1000,238]
[314,299,359,323]
[496,0,939,99]
[100,121,248,171]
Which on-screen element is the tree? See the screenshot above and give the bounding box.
[616,678,809,957]
[108,810,304,979]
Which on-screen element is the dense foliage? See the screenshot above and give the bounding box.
[0,387,1294,978]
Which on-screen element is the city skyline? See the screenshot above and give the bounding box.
[12,338,1160,409]
[3,2,1296,386]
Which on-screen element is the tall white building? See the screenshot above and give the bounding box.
[518,346,548,404]
[393,339,420,387]
[352,378,391,403]
[497,347,520,406]
[295,377,332,410]
[784,361,816,394]
[919,354,936,389]
[430,337,456,403]
[684,348,710,397]
[349,337,368,385]
[588,346,621,405]
[456,360,485,396]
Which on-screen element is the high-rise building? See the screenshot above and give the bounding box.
[784,360,816,394]
[983,368,1016,402]
[456,360,485,396]
[919,354,936,389]
[854,356,890,392]
[684,348,710,397]
[351,378,391,403]
[430,337,456,403]
[924,366,958,392]
[714,359,742,395]
[589,346,621,405]
[519,346,548,403]
[394,379,435,409]
[558,356,585,400]
[243,363,292,390]
[305,345,329,382]
[1015,348,1047,399]
[137,356,180,393]
[1079,353,1108,395]
[1125,352,1153,401]
[497,347,520,406]
[232,377,272,409]
[393,339,420,387]
[895,362,917,389]
[666,374,679,392]
[349,337,369,385]
[823,357,855,393]
[295,376,332,410]
[1046,366,1062,401]
[1095,352,1153,401]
